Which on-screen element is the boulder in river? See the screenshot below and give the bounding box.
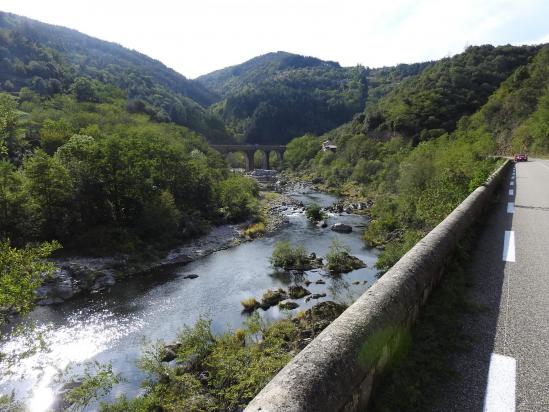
[184,274,199,279]
[331,223,353,233]
[306,293,327,302]
[279,301,300,310]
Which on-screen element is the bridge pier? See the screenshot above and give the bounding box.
[245,151,255,172]
[264,150,270,170]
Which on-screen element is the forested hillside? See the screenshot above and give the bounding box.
[0,12,233,142]
[363,44,541,140]
[284,44,549,271]
[198,51,430,144]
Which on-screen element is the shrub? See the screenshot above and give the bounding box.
[270,240,310,270]
[305,202,325,222]
[325,238,365,273]
[217,175,260,222]
[243,222,266,238]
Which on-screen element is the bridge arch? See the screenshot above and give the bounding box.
[211,144,286,171]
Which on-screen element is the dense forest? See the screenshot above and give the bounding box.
[284,44,549,270]
[0,12,233,143]
[198,51,430,144]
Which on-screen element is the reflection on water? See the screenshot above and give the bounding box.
[0,190,379,410]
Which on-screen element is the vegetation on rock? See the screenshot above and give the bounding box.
[269,240,311,271]
[240,297,259,312]
[325,238,366,274]
[305,202,326,222]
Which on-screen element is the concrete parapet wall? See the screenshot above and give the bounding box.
[245,159,512,412]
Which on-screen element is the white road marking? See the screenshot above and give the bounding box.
[509,189,514,196]
[507,202,514,213]
[510,181,514,186]
[483,353,516,412]
[539,162,549,171]
[503,231,515,262]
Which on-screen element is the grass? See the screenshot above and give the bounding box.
[240,297,259,312]
[243,222,266,238]
[368,232,482,411]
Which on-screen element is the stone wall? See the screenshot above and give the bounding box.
[245,159,511,412]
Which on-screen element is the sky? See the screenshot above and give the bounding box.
[1,0,549,79]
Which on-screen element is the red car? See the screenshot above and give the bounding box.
[514,153,528,162]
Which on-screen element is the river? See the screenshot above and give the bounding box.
[0,189,379,411]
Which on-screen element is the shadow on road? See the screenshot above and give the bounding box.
[428,165,516,411]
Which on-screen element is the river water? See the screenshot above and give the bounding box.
[0,189,379,411]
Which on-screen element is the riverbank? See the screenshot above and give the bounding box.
[37,191,302,305]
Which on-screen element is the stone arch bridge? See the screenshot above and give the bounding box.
[211,144,286,171]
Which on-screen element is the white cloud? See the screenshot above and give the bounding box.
[1,0,548,77]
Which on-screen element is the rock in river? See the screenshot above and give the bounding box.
[184,274,199,279]
[279,301,300,310]
[330,223,353,233]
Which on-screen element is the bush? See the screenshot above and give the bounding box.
[305,202,325,222]
[217,175,260,222]
[325,238,365,273]
[243,222,266,238]
[270,240,310,270]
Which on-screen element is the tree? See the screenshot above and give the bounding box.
[0,240,60,326]
[284,134,321,170]
[216,175,259,222]
[72,77,98,103]
[23,150,74,239]
[40,118,74,154]
[0,94,20,159]
[0,161,35,242]
[137,190,181,239]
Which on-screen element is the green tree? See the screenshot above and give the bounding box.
[0,161,35,242]
[283,134,321,170]
[23,150,74,239]
[0,240,60,325]
[0,94,20,159]
[216,175,259,222]
[64,362,122,412]
[40,119,74,154]
[137,190,181,239]
[72,77,98,103]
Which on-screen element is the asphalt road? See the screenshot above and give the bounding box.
[496,158,549,411]
[430,158,549,412]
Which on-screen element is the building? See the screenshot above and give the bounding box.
[322,140,337,152]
